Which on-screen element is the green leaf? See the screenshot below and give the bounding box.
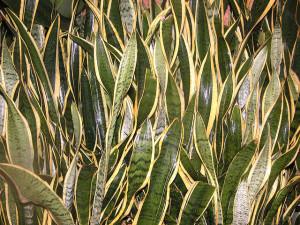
[135,120,182,225]
[262,75,281,118]
[221,142,256,223]
[6,9,59,123]
[135,34,150,101]
[216,35,232,82]
[170,0,185,33]
[177,182,215,225]
[69,34,94,55]
[197,52,217,131]
[178,36,195,106]
[232,181,250,225]
[223,106,242,170]
[0,85,34,171]
[194,113,217,186]
[0,163,74,225]
[196,0,210,61]
[94,35,115,102]
[76,165,96,225]
[247,135,272,203]
[108,0,124,41]
[63,154,78,210]
[182,94,196,151]
[71,103,82,150]
[81,72,96,150]
[91,33,137,225]
[1,40,19,97]
[119,0,135,34]
[268,144,299,188]
[137,70,158,126]
[43,15,60,95]
[154,39,168,94]
[270,22,283,75]
[264,176,300,225]
[166,73,182,122]
[126,120,154,210]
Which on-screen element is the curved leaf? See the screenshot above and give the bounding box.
[0,163,74,225]
[0,85,34,171]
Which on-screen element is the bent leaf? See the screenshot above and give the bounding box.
[0,163,74,225]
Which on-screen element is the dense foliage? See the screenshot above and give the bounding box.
[0,0,299,224]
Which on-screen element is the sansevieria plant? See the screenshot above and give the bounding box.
[0,0,299,224]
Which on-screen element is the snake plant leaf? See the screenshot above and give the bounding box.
[71,103,82,150]
[126,119,154,212]
[119,0,135,34]
[270,22,283,75]
[216,35,232,82]
[177,182,215,225]
[182,94,195,151]
[262,75,281,118]
[251,46,268,88]
[108,0,124,41]
[0,163,74,224]
[106,32,137,151]
[198,52,218,132]
[63,154,78,210]
[276,97,290,149]
[137,69,158,126]
[23,0,39,30]
[135,119,182,225]
[43,15,60,97]
[135,34,150,101]
[91,33,137,225]
[94,35,115,102]
[160,16,174,63]
[76,165,96,225]
[195,0,210,61]
[81,72,96,150]
[166,73,182,122]
[223,106,242,169]
[180,147,204,182]
[6,9,59,123]
[103,15,125,51]
[282,0,298,53]
[260,94,283,150]
[218,73,234,121]
[248,135,272,203]
[237,76,251,109]
[0,85,34,171]
[88,56,107,150]
[120,99,133,141]
[221,141,256,222]
[69,34,94,55]
[102,164,126,213]
[154,39,168,94]
[243,86,259,144]
[194,113,217,186]
[267,144,299,188]
[232,181,250,225]
[178,36,195,106]
[5,183,18,225]
[170,0,185,33]
[264,176,300,225]
[1,40,19,97]
[18,85,40,160]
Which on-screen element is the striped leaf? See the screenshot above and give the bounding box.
[135,119,182,225]
[177,182,215,225]
[0,163,74,225]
